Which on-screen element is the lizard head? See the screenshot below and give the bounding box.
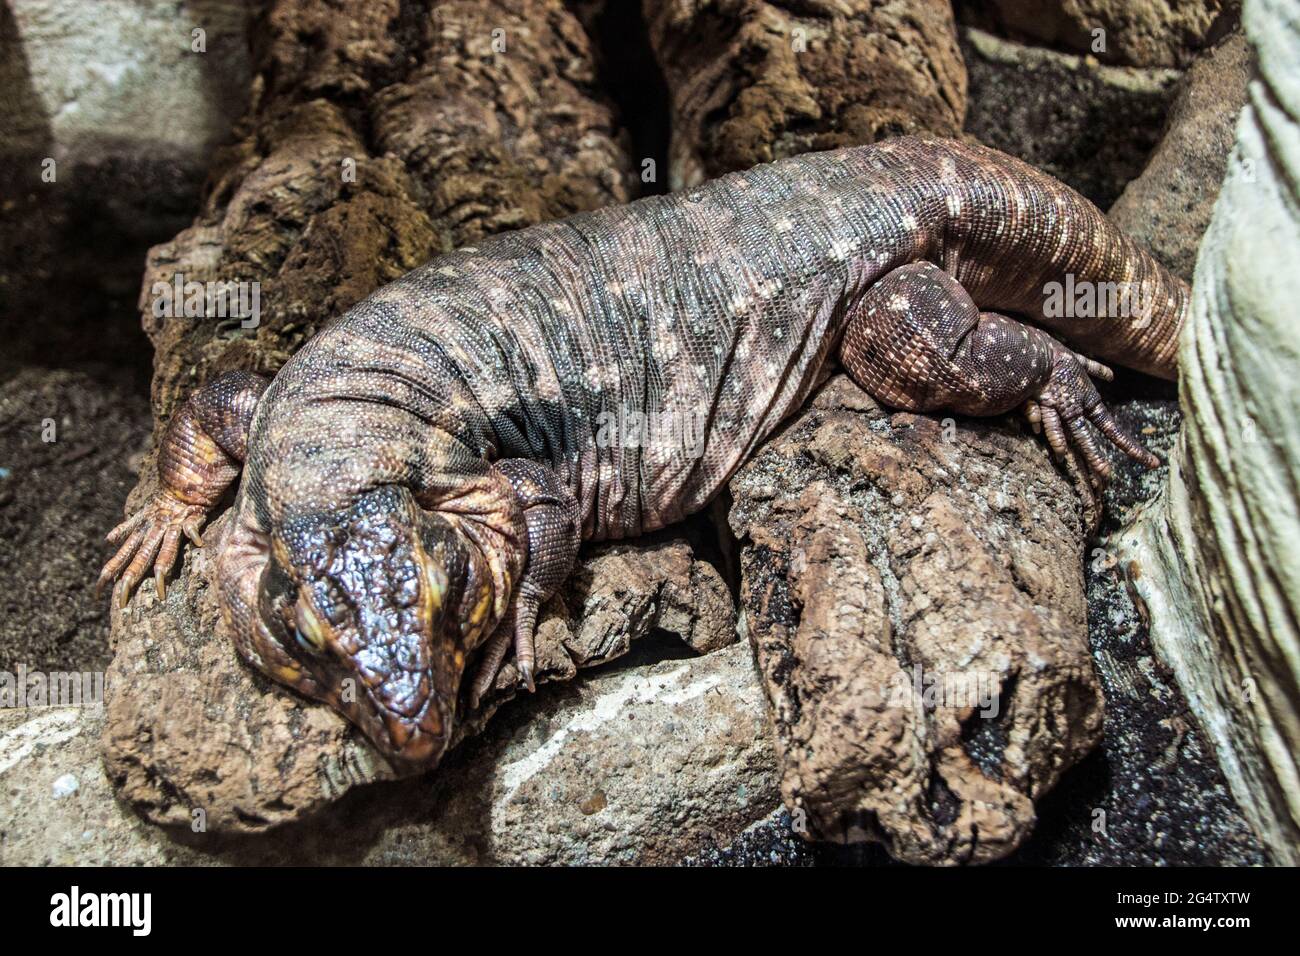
[247,485,488,770]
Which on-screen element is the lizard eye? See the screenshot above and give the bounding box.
[294,601,328,654]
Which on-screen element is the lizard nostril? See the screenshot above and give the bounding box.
[382,711,414,749]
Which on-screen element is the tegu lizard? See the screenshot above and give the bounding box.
[101,138,1184,770]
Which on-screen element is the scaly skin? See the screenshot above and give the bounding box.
[102,138,1186,770]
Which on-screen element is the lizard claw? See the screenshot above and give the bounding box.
[1031,344,1160,488]
[466,591,540,704]
[468,612,514,710]
[512,591,542,694]
[99,493,208,607]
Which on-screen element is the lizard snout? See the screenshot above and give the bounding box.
[366,674,454,767]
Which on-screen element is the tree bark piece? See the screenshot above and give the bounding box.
[136,0,634,436]
[730,376,1102,864]
[1108,31,1252,281]
[643,0,967,189]
[959,0,1238,68]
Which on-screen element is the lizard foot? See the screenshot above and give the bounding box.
[98,492,208,607]
[1028,344,1160,488]
[467,585,546,708]
[466,459,579,707]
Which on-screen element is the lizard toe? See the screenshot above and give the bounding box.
[100,493,209,607]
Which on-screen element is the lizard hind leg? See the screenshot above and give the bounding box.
[839,260,1158,488]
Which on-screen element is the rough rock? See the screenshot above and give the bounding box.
[0,0,252,370]
[643,0,967,189]
[0,706,184,866]
[958,0,1239,68]
[328,640,775,866]
[2,641,775,864]
[729,375,1102,865]
[1124,0,1300,866]
[1109,31,1252,280]
[102,527,734,832]
[961,26,1181,208]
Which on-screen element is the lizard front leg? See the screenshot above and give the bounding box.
[469,458,580,706]
[839,261,1158,488]
[99,370,269,606]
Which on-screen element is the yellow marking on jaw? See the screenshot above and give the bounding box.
[411,534,446,632]
[468,583,492,629]
[460,580,495,647]
[275,664,303,683]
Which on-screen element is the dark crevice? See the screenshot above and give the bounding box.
[575,0,672,196]
[961,672,1015,780]
[584,628,700,678]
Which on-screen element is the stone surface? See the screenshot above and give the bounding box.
[958,0,1239,68]
[729,375,1103,865]
[0,706,178,866]
[962,26,1181,208]
[1109,31,1252,280]
[2,641,776,864]
[1124,0,1300,866]
[102,527,734,832]
[643,0,967,190]
[0,0,253,370]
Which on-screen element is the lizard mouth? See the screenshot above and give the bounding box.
[345,675,457,768]
[249,595,461,769]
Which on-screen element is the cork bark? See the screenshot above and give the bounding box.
[729,376,1101,864]
[958,0,1238,68]
[643,0,967,189]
